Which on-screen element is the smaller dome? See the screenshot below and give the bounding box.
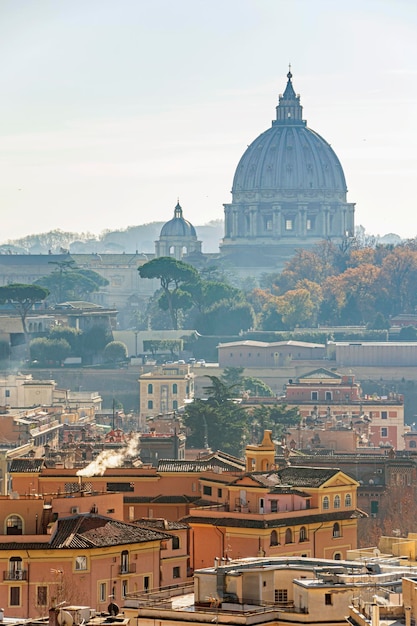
[160,203,197,238]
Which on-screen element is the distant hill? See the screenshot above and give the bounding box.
[0,220,225,255]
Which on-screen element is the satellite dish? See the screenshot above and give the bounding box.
[108,603,119,616]
[57,611,73,626]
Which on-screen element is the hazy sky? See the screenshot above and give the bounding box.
[0,0,416,245]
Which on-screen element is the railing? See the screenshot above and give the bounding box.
[3,570,27,581]
[119,563,137,575]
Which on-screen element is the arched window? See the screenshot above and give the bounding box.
[334,552,341,560]
[299,526,307,542]
[147,400,153,409]
[6,515,23,535]
[345,493,352,507]
[333,523,341,538]
[173,400,178,410]
[172,384,178,394]
[270,530,278,546]
[121,550,129,573]
[334,495,341,509]
[285,528,293,544]
[9,557,23,580]
[148,384,153,394]
[323,496,329,510]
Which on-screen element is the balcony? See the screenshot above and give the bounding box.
[119,563,137,575]
[3,570,27,581]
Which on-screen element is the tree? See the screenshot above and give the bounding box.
[194,300,255,335]
[183,376,249,456]
[103,341,128,363]
[36,261,108,303]
[138,257,200,329]
[0,283,49,349]
[82,325,112,360]
[249,403,300,441]
[49,325,82,354]
[30,337,71,365]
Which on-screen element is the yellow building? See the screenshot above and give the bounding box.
[139,364,194,419]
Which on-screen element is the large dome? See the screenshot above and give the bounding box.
[220,71,355,274]
[232,71,347,201]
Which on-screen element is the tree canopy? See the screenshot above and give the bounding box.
[0,283,50,338]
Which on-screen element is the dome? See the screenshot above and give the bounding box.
[160,202,197,238]
[232,71,347,202]
[220,70,355,274]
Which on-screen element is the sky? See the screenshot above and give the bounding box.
[0,0,416,245]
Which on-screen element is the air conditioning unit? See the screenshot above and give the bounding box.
[71,506,80,515]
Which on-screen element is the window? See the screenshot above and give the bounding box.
[5,389,10,398]
[37,586,47,606]
[122,580,128,598]
[325,391,332,401]
[10,587,20,607]
[333,523,341,538]
[299,526,307,542]
[144,576,150,592]
[99,583,106,603]
[172,384,178,394]
[381,411,387,420]
[6,515,23,535]
[323,496,329,510]
[270,530,278,546]
[410,440,417,448]
[147,400,153,410]
[173,400,178,410]
[217,488,222,498]
[345,493,352,507]
[203,485,212,496]
[275,589,288,603]
[9,556,22,579]
[75,556,87,571]
[285,528,293,544]
[147,384,153,394]
[172,536,180,550]
[381,427,388,438]
[334,553,341,560]
[311,391,318,401]
[285,219,293,231]
[173,566,180,579]
[121,550,129,574]
[271,500,278,513]
[334,495,341,509]
[325,593,332,605]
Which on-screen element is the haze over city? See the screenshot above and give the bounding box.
[0,0,416,243]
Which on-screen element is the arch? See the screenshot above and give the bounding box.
[6,515,23,535]
[345,493,352,507]
[270,530,278,546]
[334,552,342,560]
[285,528,293,544]
[299,526,307,542]
[334,494,341,509]
[121,549,129,573]
[333,522,341,538]
[322,496,329,510]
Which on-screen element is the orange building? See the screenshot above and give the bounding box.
[282,368,406,450]
[0,512,171,619]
